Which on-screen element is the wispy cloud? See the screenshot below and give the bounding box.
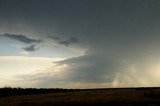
[0,33,43,52]
[1,33,42,44]
[22,44,39,51]
[49,36,79,47]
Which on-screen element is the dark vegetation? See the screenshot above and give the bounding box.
[1,87,160,105]
[0,87,76,97]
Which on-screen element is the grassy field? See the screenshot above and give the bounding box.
[1,87,160,105]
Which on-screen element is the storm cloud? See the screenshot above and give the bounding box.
[49,36,79,47]
[1,0,160,88]
[58,37,79,47]
[48,36,60,41]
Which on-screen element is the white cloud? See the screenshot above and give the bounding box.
[20,51,30,56]
[0,56,65,87]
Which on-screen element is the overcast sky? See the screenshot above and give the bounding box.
[1,0,160,88]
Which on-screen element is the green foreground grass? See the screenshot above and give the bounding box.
[1,88,160,106]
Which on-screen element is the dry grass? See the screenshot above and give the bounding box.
[0,88,160,105]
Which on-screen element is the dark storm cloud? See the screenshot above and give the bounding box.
[58,37,79,47]
[48,36,60,41]
[59,40,71,47]
[56,55,126,82]
[22,45,39,51]
[16,54,128,88]
[1,0,160,87]
[48,36,79,47]
[0,0,2,5]
[69,37,79,43]
[1,33,42,44]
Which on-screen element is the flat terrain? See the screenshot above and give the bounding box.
[1,87,160,105]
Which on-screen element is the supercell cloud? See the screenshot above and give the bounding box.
[0,0,160,88]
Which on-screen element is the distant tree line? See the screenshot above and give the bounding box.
[0,87,79,97]
[1,86,160,97]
